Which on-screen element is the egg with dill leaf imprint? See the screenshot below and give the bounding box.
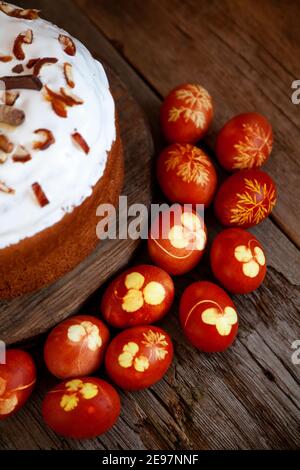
[216,112,273,172]
[160,83,213,143]
[214,169,277,228]
[156,143,217,207]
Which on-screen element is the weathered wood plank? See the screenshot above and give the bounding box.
[75,0,300,247]
[1,0,299,450]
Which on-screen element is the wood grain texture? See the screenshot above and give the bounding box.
[75,0,300,247]
[0,0,299,451]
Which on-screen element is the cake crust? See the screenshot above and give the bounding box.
[0,122,123,299]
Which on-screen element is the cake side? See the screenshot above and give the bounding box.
[0,3,124,298]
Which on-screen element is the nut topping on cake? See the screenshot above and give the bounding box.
[0,134,13,153]
[0,104,25,126]
[45,86,84,118]
[0,180,15,194]
[0,152,8,164]
[51,99,67,118]
[60,88,84,105]
[32,182,49,207]
[27,58,39,69]
[13,29,33,60]
[12,146,31,163]
[0,55,12,62]
[72,132,90,154]
[58,34,76,56]
[64,63,75,88]
[33,129,55,151]
[0,2,39,19]
[4,91,19,106]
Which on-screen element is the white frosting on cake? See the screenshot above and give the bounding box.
[0,3,116,249]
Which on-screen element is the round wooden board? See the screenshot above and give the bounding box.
[0,66,153,346]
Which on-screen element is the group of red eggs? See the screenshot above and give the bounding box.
[0,83,277,440]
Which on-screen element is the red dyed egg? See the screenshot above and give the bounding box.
[0,349,36,420]
[44,315,110,379]
[148,205,207,275]
[214,169,277,228]
[101,265,174,329]
[216,112,273,171]
[160,83,213,143]
[211,228,267,294]
[179,281,238,352]
[42,377,120,439]
[105,326,173,390]
[157,143,217,207]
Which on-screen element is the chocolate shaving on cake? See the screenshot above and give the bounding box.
[33,129,55,150]
[0,75,43,91]
[32,182,49,207]
[13,29,33,60]
[0,181,15,194]
[12,145,31,163]
[0,105,25,126]
[32,58,58,76]
[0,55,12,62]
[0,134,13,153]
[12,64,24,74]
[4,91,20,106]
[71,132,90,154]
[0,3,40,20]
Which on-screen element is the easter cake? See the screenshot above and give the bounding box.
[0,2,123,298]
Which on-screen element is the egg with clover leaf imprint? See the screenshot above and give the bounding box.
[179,281,238,352]
[160,83,213,143]
[44,315,110,379]
[42,377,120,439]
[101,265,174,329]
[0,350,36,420]
[210,228,267,294]
[148,205,207,275]
[105,326,173,390]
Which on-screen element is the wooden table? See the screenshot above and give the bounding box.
[1,0,299,450]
